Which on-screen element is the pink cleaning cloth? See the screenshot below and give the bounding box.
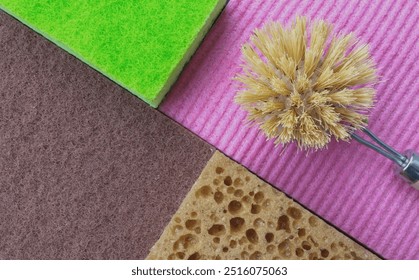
[161,0,419,259]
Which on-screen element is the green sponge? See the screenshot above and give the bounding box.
[0,0,226,107]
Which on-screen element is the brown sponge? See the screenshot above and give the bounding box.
[0,11,214,259]
[147,152,379,260]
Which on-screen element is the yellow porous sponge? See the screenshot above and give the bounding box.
[0,0,227,107]
[147,152,379,260]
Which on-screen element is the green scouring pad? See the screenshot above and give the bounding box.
[0,0,226,107]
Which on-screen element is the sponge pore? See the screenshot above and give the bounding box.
[0,0,226,107]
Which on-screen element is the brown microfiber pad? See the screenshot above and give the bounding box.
[147,152,379,260]
[0,11,213,259]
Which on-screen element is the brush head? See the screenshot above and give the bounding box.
[235,17,377,150]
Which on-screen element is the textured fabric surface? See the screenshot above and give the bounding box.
[0,11,214,259]
[0,0,226,107]
[160,0,419,259]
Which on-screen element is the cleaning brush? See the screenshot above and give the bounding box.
[235,17,418,189]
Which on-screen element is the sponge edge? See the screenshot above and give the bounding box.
[153,0,227,107]
[0,0,227,107]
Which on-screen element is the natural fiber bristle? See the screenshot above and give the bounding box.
[235,17,377,150]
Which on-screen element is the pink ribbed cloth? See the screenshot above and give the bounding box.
[161,0,419,259]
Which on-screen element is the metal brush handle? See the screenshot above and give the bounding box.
[351,128,419,190]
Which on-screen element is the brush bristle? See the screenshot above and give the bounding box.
[235,17,377,150]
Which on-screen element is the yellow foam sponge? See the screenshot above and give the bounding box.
[147,152,379,260]
[0,0,226,107]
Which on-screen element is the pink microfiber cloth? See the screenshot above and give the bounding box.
[161,0,419,259]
